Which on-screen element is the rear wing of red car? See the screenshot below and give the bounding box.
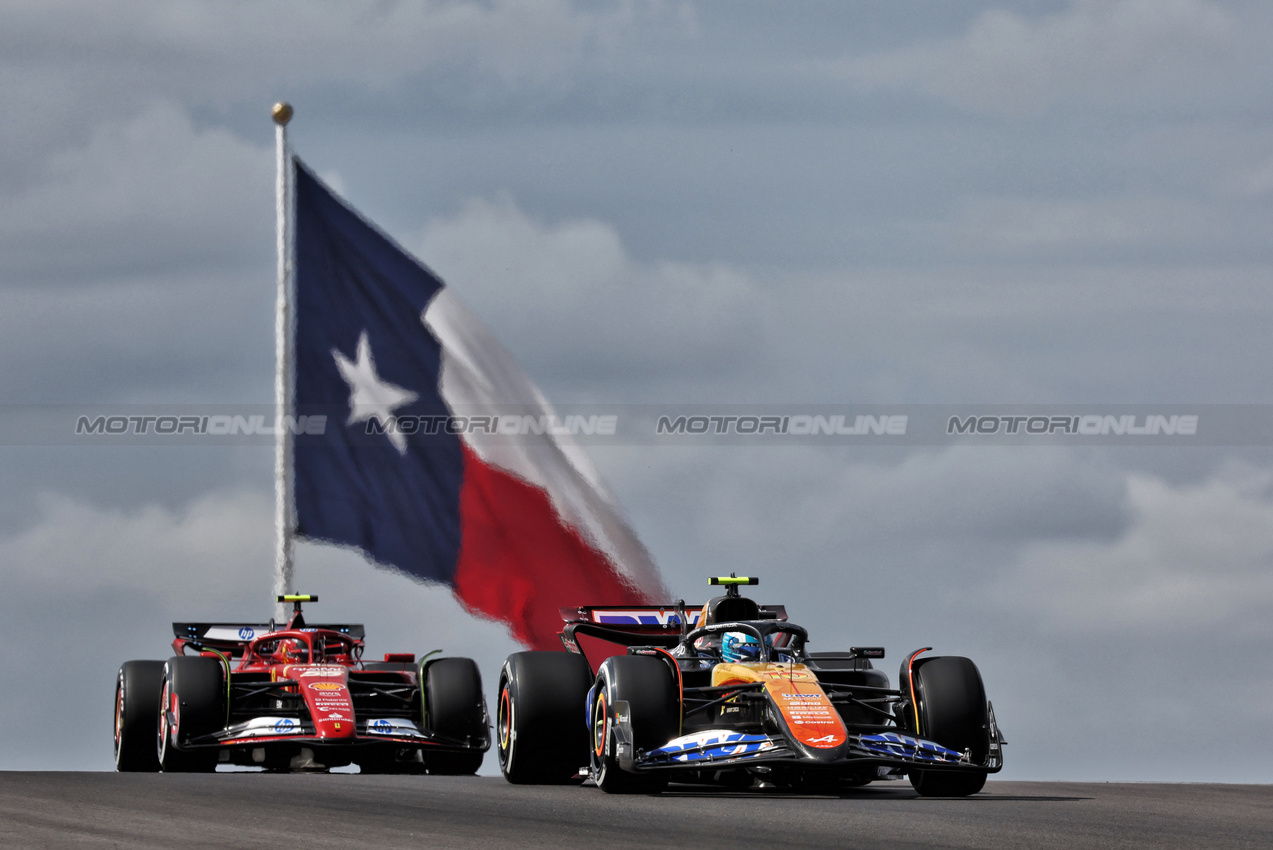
[171,622,367,658]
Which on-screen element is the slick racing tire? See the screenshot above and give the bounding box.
[907,656,990,798]
[423,657,486,775]
[157,657,223,773]
[590,655,677,795]
[115,660,165,772]
[497,651,593,784]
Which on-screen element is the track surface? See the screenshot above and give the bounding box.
[1,773,1269,849]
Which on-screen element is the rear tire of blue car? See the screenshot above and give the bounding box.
[157,657,223,773]
[497,652,593,784]
[907,656,989,798]
[423,657,486,775]
[590,655,676,795]
[115,660,164,772]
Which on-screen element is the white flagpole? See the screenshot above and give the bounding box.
[272,101,295,623]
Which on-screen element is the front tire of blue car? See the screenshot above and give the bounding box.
[590,655,676,795]
[497,652,593,784]
[907,656,989,798]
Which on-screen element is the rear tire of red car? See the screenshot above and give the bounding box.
[907,656,989,798]
[590,655,676,795]
[423,657,486,775]
[115,660,164,772]
[497,651,593,784]
[157,657,223,773]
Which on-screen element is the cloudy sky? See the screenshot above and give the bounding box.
[3,0,1273,782]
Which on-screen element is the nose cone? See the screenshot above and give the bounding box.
[289,666,356,739]
[763,672,849,759]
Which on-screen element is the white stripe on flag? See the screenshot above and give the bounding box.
[422,289,669,600]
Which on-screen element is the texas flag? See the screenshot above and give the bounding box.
[291,159,669,649]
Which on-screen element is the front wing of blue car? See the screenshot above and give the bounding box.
[604,699,1004,776]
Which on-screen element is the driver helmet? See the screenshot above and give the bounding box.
[721,632,764,663]
[279,638,305,663]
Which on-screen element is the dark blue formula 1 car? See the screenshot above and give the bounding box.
[495,576,1004,795]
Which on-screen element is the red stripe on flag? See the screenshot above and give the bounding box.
[451,443,654,650]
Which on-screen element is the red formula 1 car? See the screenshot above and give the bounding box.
[496,576,1004,796]
[114,595,489,773]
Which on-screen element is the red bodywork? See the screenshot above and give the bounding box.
[165,609,487,770]
[172,627,365,746]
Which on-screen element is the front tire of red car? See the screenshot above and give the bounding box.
[115,661,164,772]
[156,657,222,773]
[423,657,486,775]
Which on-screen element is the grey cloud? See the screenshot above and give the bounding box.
[988,465,1273,636]
[418,194,760,395]
[0,103,272,282]
[0,0,637,141]
[0,267,274,403]
[837,0,1263,116]
[944,195,1241,259]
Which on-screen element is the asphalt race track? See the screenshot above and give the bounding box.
[1,773,1269,849]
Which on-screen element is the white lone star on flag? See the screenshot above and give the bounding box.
[332,331,418,454]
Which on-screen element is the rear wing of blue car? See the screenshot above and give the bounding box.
[558,604,786,630]
[558,604,787,675]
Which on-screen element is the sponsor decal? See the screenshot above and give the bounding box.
[593,609,701,627]
[308,682,344,691]
[765,680,847,749]
[759,670,812,681]
[224,717,308,739]
[238,626,255,640]
[649,730,775,763]
[364,718,424,738]
[296,667,346,677]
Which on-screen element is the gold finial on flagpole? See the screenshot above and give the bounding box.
[272,102,294,126]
